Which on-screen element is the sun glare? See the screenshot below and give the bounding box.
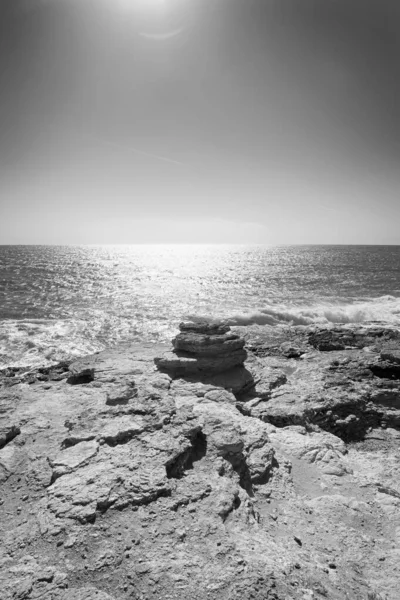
[118,0,167,12]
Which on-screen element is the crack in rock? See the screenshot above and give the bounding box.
[166,430,207,479]
[0,424,20,449]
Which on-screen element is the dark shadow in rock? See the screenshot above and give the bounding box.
[220,493,242,523]
[309,327,400,352]
[67,362,95,385]
[369,390,400,409]
[0,425,21,449]
[97,499,116,514]
[38,362,70,382]
[102,430,141,447]
[105,396,130,406]
[369,364,400,380]
[62,433,96,449]
[311,406,385,443]
[67,371,95,385]
[180,366,256,398]
[236,373,288,404]
[84,513,97,525]
[247,399,386,443]
[233,495,241,510]
[224,455,254,497]
[166,431,207,479]
[251,454,278,487]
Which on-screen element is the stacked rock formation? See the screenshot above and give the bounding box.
[154,321,247,377]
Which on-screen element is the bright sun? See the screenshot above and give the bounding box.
[116,0,184,40]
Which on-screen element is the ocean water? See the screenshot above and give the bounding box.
[1,244,400,368]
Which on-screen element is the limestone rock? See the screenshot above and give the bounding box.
[173,331,245,356]
[68,360,95,384]
[155,349,247,375]
[380,346,400,365]
[49,440,99,480]
[3,325,400,600]
[155,320,248,380]
[154,351,199,375]
[62,588,116,600]
[105,383,137,405]
[250,366,287,399]
[186,366,255,396]
[0,443,22,482]
[246,445,275,483]
[0,424,20,449]
[268,426,350,477]
[280,341,305,358]
[97,415,146,445]
[308,325,400,352]
[47,454,170,522]
[179,321,230,335]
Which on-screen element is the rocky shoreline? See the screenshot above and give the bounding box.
[1,321,400,599]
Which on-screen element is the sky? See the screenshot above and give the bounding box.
[0,0,399,244]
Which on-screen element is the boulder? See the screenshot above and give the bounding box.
[155,321,248,380]
[173,331,245,356]
[155,349,247,376]
[178,321,230,335]
[67,361,95,384]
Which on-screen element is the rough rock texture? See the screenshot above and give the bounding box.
[173,331,245,356]
[240,324,400,441]
[155,321,248,379]
[1,326,400,599]
[155,348,247,375]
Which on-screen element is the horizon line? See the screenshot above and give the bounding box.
[1,243,400,247]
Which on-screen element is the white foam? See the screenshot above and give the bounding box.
[0,319,106,369]
[2,295,400,369]
[222,296,400,328]
[0,314,178,369]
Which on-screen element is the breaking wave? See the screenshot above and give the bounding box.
[2,296,400,370]
[0,319,106,369]
[1,296,400,369]
[221,296,400,328]
[2,246,400,369]
[0,314,177,369]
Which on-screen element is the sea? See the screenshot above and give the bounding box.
[1,244,400,369]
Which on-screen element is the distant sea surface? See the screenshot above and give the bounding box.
[1,245,400,368]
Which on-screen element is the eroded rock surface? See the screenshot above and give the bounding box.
[1,325,400,599]
[155,321,248,379]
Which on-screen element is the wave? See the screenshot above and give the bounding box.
[220,296,400,328]
[2,295,400,369]
[0,313,177,369]
[0,319,107,369]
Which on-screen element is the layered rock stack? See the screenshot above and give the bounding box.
[154,321,247,377]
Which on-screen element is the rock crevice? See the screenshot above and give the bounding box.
[2,323,400,599]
